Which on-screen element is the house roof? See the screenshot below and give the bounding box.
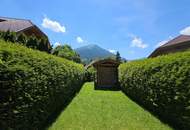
[160,35,190,48]
[149,35,190,58]
[0,17,34,32]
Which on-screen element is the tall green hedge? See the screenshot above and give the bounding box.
[119,51,190,130]
[0,40,85,129]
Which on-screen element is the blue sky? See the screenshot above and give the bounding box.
[1,0,190,60]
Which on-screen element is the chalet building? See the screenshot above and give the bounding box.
[149,35,190,58]
[92,59,120,90]
[0,16,51,49]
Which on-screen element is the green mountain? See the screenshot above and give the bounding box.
[75,44,115,64]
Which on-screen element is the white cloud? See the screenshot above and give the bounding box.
[130,36,148,49]
[109,49,117,54]
[42,17,66,33]
[76,36,84,43]
[54,42,61,47]
[180,26,190,35]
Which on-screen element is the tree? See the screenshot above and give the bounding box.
[52,45,62,55]
[116,51,121,62]
[72,52,81,63]
[52,44,81,63]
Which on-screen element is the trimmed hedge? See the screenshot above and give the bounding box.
[119,51,190,130]
[0,40,85,129]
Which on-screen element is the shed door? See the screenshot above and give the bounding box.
[98,67,116,86]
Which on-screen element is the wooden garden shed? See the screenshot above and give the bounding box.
[92,59,120,89]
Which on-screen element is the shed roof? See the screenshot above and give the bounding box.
[92,59,120,68]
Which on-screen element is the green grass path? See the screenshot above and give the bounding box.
[48,82,172,130]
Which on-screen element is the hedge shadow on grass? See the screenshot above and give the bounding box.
[41,84,84,130]
[121,90,178,130]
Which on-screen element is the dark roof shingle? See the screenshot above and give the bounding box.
[149,35,190,57]
[160,35,190,48]
[0,17,34,32]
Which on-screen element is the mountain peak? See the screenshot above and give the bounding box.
[78,44,100,49]
[75,44,115,64]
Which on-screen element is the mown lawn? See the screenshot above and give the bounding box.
[48,82,172,130]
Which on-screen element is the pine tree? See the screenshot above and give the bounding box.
[116,51,121,62]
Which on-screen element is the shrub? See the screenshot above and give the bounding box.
[2,30,17,43]
[84,66,96,82]
[119,51,190,130]
[38,37,50,52]
[17,33,27,45]
[0,40,85,130]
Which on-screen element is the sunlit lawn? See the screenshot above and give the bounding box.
[48,82,172,130]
